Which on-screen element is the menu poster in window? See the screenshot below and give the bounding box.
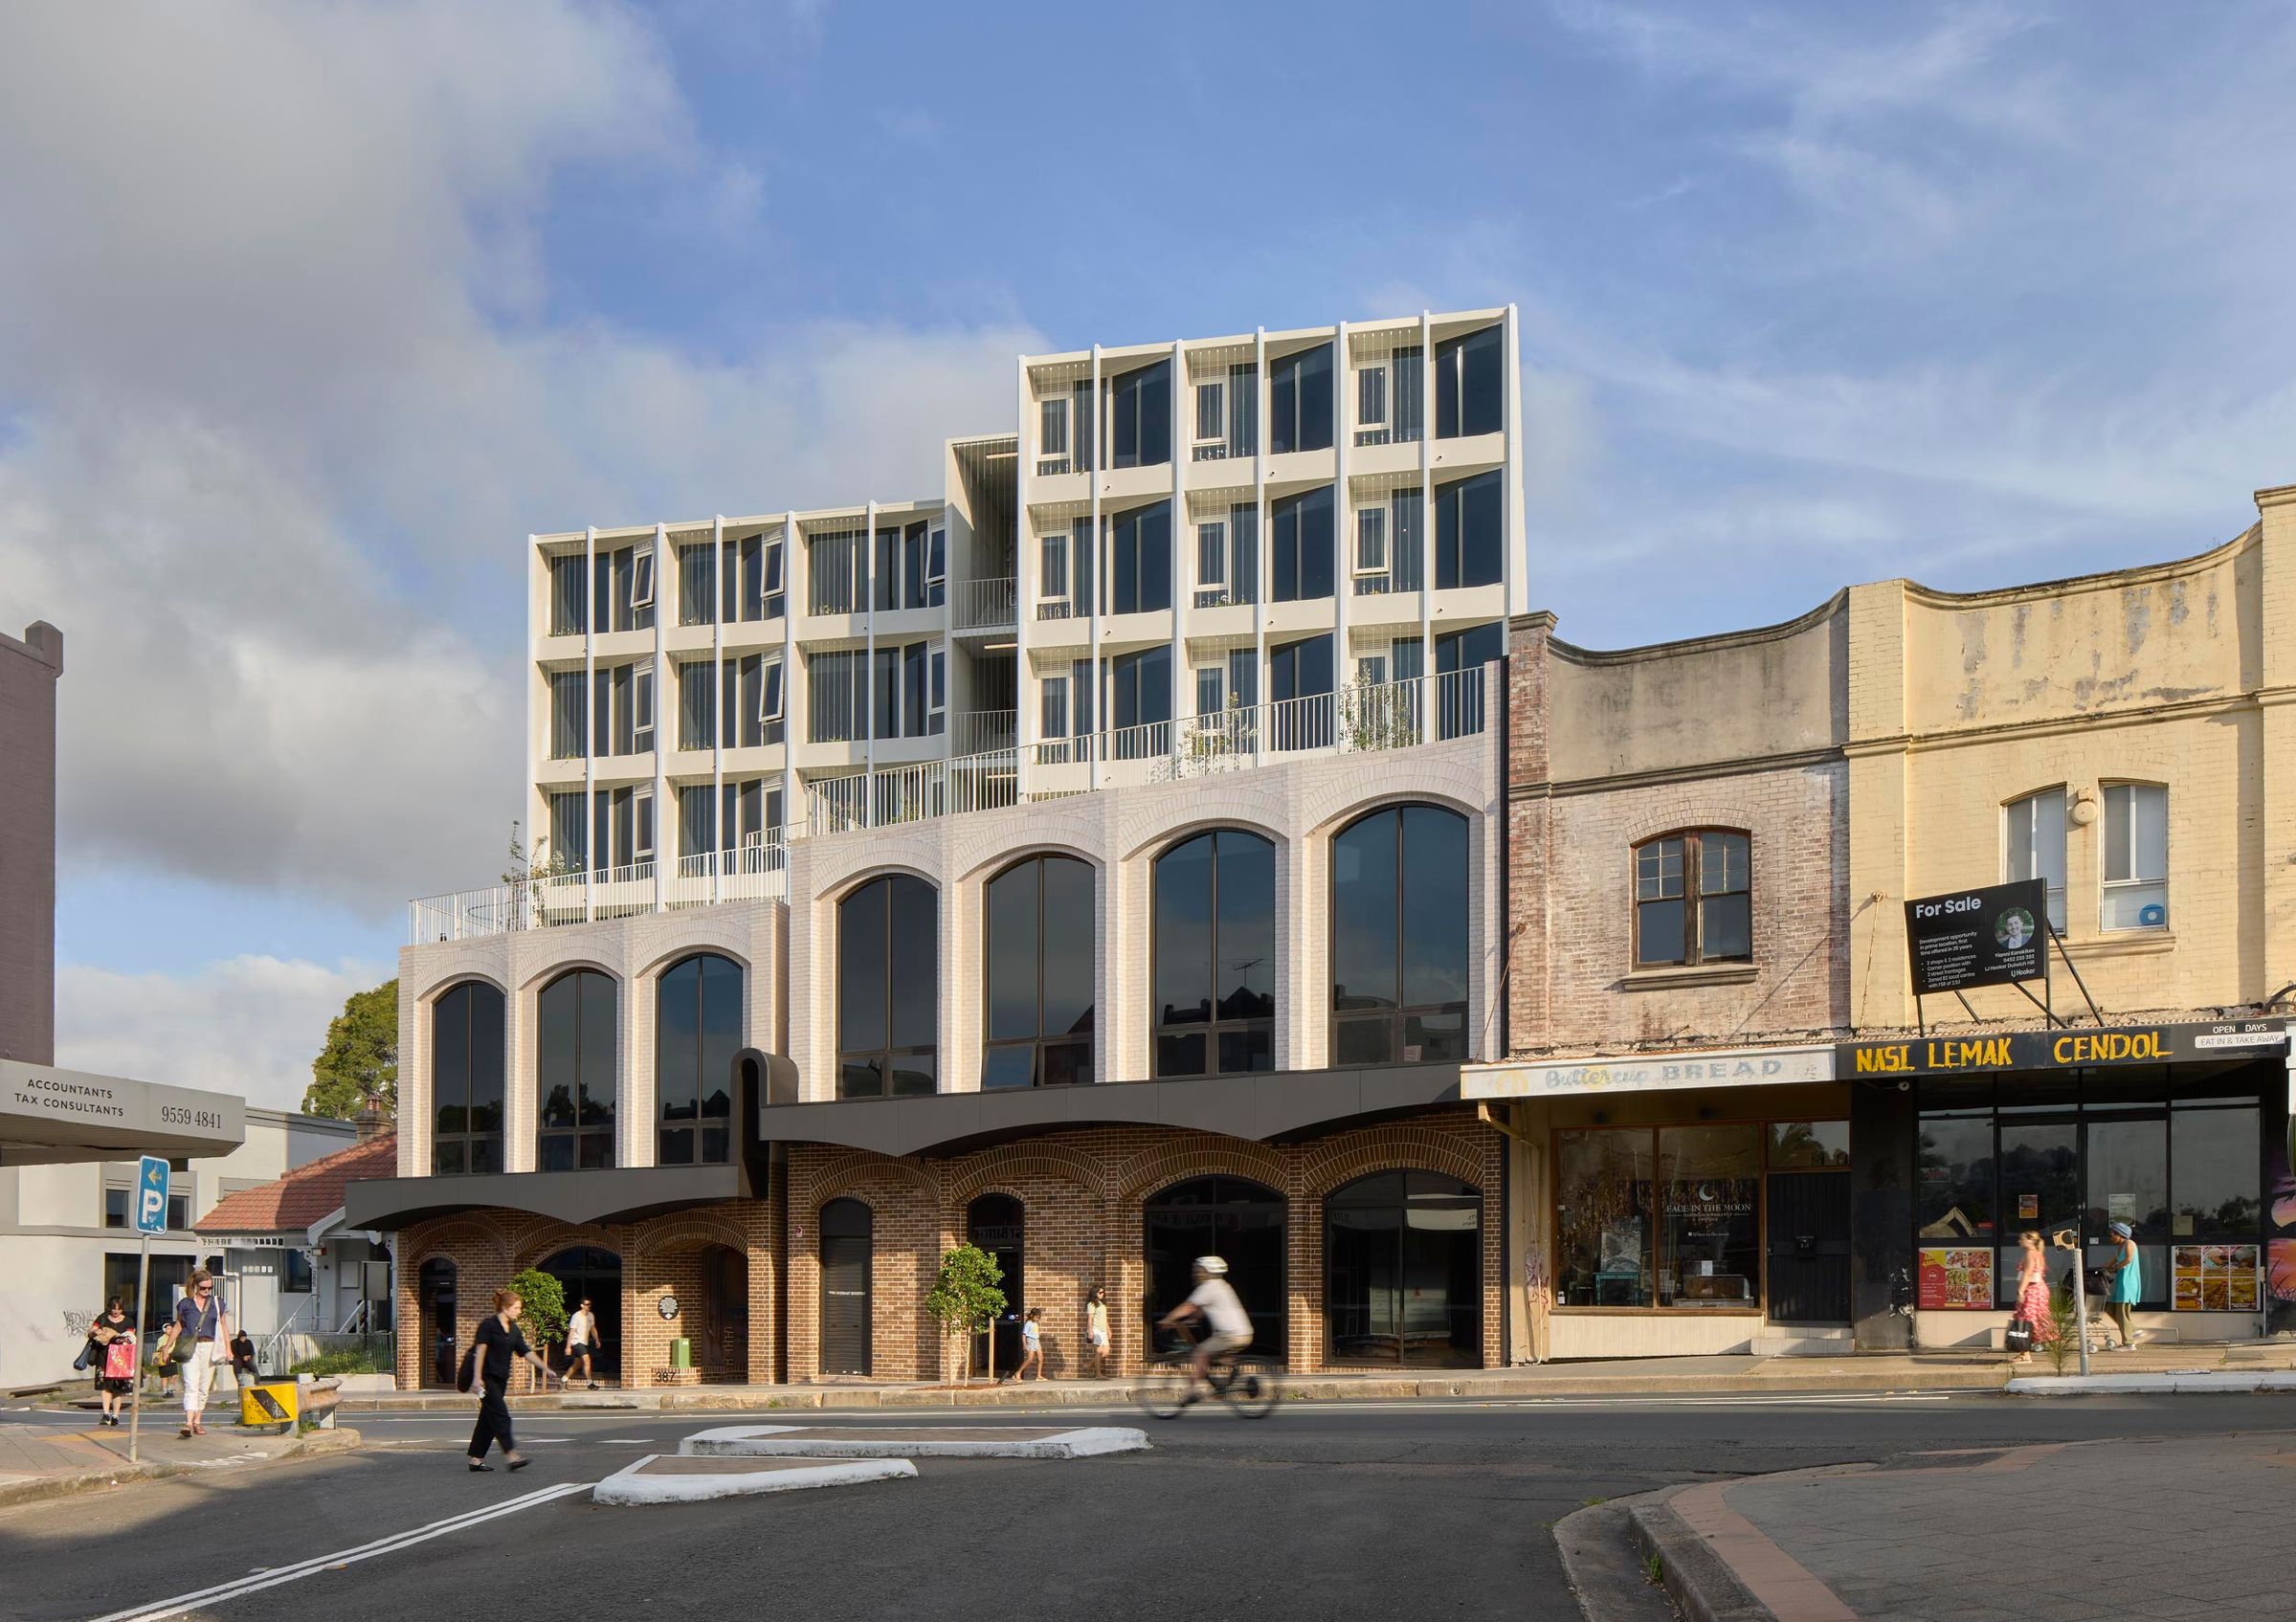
[2271,1120,2296,1334]
[1598,1219,1642,1276]
[1917,1246,1994,1309]
[2172,1244,2262,1312]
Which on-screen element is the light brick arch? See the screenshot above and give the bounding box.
[803,1149,940,1207]
[634,941,754,984]
[955,840,1103,889]
[1309,789,1482,844]
[520,958,623,995]
[1121,813,1286,867]
[1115,1141,1289,1209]
[409,962,511,1003]
[820,859,943,904]
[943,1144,1107,1207]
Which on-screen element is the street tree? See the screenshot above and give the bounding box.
[507,1268,568,1391]
[924,1243,1006,1387]
[302,979,399,1121]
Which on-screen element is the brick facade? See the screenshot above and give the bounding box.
[395,1111,1504,1387]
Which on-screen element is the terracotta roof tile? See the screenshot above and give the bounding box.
[195,1134,398,1235]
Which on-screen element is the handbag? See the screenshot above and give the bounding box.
[456,1344,478,1393]
[2004,1317,2035,1353]
[73,1339,95,1373]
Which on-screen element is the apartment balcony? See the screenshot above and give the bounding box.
[412,666,1493,943]
[951,577,1017,636]
[948,708,1016,756]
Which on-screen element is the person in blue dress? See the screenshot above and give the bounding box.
[2101,1221,2142,1350]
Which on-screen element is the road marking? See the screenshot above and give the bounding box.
[84,1481,591,1622]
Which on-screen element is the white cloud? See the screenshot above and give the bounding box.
[0,3,1038,921]
[56,957,387,1114]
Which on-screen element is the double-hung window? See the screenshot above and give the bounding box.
[1038,395,1070,475]
[1038,530,1070,617]
[2004,789,2068,932]
[1193,380,1226,460]
[1194,664,1224,718]
[1040,675,1070,742]
[1195,521,1227,606]
[2100,782,2169,930]
[1356,364,1388,443]
[1353,504,1388,578]
[633,665,655,753]
[1633,831,1751,967]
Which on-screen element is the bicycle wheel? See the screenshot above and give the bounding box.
[1137,1356,1194,1421]
[1219,1354,1282,1419]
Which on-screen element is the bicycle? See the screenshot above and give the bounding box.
[1137,1325,1282,1420]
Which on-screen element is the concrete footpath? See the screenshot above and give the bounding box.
[339,1342,2296,1412]
[0,1417,360,1509]
[1618,1432,2296,1621]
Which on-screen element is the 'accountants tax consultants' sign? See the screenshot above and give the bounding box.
[1904,878,2048,996]
[1840,1020,2287,1077]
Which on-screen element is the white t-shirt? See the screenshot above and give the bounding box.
[568,1310,593,1347]
[1186,1278,1251,1338]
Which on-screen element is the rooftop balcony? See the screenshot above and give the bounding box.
[409,665,1490,943]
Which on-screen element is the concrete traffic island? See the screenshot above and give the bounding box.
[679,1423,1151,1459]
[592,1454,917,1506]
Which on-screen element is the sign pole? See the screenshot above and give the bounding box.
[128,1231,149,1463]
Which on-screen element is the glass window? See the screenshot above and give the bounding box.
[1768,1121,1850,1168]
[1433,469,1503,589]
[1194,381,1223,444]
[2172,1105,2261,1235]
[1435,324,1503,439]
[1556,1129,1657,1307]
[1658,1125,1761,1308]
[1194,666,1223,718]
[1040,676,1069,741]
[1269,342,1333,455]
[838,876,938,1099]
[982,855,1096,1089]
[536,969,615,1171]
[1039,396,1068,458]
[1325,1169,1481,1366]
[1272,485,1335,603]
[2004,788,2068,932]
[1916,1114,1996,1240]
[1356,364,1388,429]
[1152,830,1276,1078]
[1110,501,1172,615]
[1997,1120,2078,1234]
[1634,831,1750,967]
[658,953,741,1166]
[431,981,504,1176]
[2085,1116,2169,1238]
[103,1187,128,1228]
[1330,804,1469,1066]
[1196,522,1226,588]
[1354,505,1387,576]
[1109,361,1171,469]
[2101,782,2169,930]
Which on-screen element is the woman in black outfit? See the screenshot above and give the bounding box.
[468,1287,556,1473]
[89,1298,137,1426]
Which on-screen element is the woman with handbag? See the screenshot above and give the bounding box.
[89,1298,137,1426]
[2008,1231,2054,1366]
[465,1287,557,1474]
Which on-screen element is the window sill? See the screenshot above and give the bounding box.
[1619,964,1760,992]
[2062,931,2176,960]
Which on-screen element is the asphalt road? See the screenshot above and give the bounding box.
[6,1391,2293,1622]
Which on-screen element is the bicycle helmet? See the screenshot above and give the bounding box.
[1193,1256,1228,1278]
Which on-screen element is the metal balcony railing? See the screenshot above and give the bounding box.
[409,665,1492,941]
[951,577,1017,633]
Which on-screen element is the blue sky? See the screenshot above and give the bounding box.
[2,1,2291,1106]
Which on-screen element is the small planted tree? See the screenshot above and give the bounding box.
[924,1244,1006,1388]
[508,1268,568,1392]
[2043,1282,2081,1376]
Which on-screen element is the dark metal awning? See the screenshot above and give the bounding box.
[755,1062,1466,1158]
[345,1164,744,1231]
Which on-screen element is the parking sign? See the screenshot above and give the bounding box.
[135,1154,169,1234]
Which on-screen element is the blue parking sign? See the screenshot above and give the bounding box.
[135,1155,169,1235]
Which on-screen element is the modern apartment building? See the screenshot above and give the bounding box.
[365,309,1528,1388]
[420,310,1524,939]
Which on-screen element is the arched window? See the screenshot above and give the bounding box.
[1142,1176,1286,1356]
[1633,830,1750,967]
[838,875,937,1098]
[658,953,742,1166]
[537,968,616,1170]
[982,855,1095,1089]
[1152,830,1276,1078]
[537,1246,620,1379]
[431,981,504,1175]
[1329,804,1469,1066]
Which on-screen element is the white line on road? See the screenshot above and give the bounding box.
[84,1480,592,1622]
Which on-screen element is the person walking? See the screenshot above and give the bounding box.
[1014,1308,1046,1382]
[170,1270,229,1438]
[2102,1221,2143,1350]
[565,1298,600,1390]
[467,1287,556,1473]
[2009,1231,2055,1366]
[1082,1286,1111,1380]
[89,1298,137,1427]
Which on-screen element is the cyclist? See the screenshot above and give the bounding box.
[1157,1255,1252,1404]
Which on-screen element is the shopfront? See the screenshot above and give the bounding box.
[1467,1045,1851,1359]
[1843,1019,2289,1348]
